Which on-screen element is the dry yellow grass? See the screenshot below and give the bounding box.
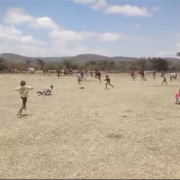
[0,73,180,179]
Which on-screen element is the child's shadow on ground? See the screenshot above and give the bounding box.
[37,94,53,96]
[18,114,33,118]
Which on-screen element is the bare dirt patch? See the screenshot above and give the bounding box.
[0,73,180,178]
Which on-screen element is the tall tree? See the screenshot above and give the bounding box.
[0,58,5,70]
[149,57,169,71]
[137,58,147,70]
[62,59,73,69]
[25,59,31,68]
[99,60,106,70]
[0,58,8,71]
[36,59,45,70]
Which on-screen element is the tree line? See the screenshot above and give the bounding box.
[0,54,180,73]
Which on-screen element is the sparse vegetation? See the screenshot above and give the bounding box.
[1,53,180,73]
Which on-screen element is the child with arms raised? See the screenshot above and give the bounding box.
[15,80,33,115]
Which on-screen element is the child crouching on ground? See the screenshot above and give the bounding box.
[37,85,53,96]
[15,80,33,115]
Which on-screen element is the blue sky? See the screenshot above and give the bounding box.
[0,0,179,57]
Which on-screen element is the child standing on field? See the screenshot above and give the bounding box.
[105,75,114,89]
[77,72,82,84]
[162,72,168,85]
[15,80,33,115]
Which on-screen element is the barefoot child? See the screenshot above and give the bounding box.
[105,75,114,89]
[15,80,33,115]
[37,85,53,95]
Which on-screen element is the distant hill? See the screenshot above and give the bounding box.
[0,53,33,61]
[0,53,179,63]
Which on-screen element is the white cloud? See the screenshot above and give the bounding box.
[99,33,123,42]
[49,29,126,42]
[29,17,59,30]
[0,7,163,57]
[73,0,97,4]
[4,8,33,24]
[156,51,177,57]
[4,8,59,30]
[73,0,157,17]
[73,0,107,10]
[0,24,47,47]
[49,29,83,41]
[0,25,22,36]
[0,41,109,57]
[90,0,107,10]
[21,36,47,46]
[104,5,151,17]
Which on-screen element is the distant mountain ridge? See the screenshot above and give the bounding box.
[0,53,179,63]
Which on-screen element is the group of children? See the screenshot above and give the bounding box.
[77,70,114,89]
[130,69,180,85]
[15,69,180,115]
[15,70,114,115]
[130,70,147,81]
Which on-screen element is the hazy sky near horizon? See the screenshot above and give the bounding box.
[0,0,179,57]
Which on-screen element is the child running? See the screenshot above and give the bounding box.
[162,72,168,85]
[96,70,101,83]
[37,85,53,95]
[170,71,173,81]
[131,70,136,81]
[15,80,33,115]
[174,72,179,81]
[105,75,114,89]
[140,69,147,81]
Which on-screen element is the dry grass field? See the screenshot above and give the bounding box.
[0,73,180,179]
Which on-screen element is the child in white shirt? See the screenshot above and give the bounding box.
[15,80,33,115]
